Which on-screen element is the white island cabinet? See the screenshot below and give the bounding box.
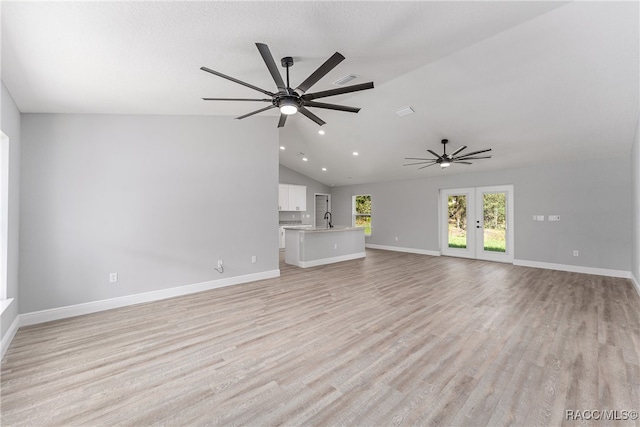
[284,227,365,268]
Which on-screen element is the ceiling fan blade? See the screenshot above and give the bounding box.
[456,148,492,158]
[418,163,438,169]
[453,161,473,165]
[295,52,345,94]
[404,157,435,161]
[202,98,272,102]
[453,156,492,160]
[303,101,360,113]
[302,82,374,101]
[200,67,274,97]
[426,150,443,159]
[255,43,286,91]
[298,106,326,126]
[236,105,276,120]
[450,145,467,157]
[403,161,437,166]
[277,114,287,128]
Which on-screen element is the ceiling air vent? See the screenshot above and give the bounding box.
[333,74,359,85]
[396,106,414,117]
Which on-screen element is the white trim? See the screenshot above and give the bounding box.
[0,297,13,315]
[1,311,20,360]
[19,269,280,327]
[366,244,440,257]
[297,252,365,268]
[513,259,631,279]
[631,273,640,297]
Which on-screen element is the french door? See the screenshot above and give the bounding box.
[440,185,514,263]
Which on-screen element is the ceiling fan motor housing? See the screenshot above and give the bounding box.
[281,57,294,67]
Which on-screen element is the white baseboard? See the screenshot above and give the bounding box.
[297,252,366,268]
[631,273,640,298]
[19,269,280,327]
[1,313,20,360]
[365,244,440,257]
[513,259,631,279]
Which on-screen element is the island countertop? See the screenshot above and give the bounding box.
[282,226,361,233]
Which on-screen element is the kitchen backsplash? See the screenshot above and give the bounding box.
[279,211,313,224]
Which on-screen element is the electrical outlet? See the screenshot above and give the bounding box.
[334,243,338,250]
[217,259,223,268]
[573,250,579,257]
[395,236,398,242]
[109,272,118,283]
[549,215,561,222]
[251,255,257,263]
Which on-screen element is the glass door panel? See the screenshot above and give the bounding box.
[448,194,468,249]
[441,188,475,259]
[482,192,506,253]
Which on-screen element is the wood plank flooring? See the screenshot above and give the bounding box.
[2,249,639,426]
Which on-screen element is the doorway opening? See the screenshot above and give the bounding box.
[314,193,331,228]
[440,185,514,263]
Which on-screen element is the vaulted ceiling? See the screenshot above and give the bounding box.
[2,1,638,186]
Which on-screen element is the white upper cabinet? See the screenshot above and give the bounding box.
[289,185,307,211]
[279,184,306,211]
[278,184,289,211]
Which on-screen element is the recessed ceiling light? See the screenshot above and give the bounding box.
[322,167,327,171]
[280,146,285,150]
[318,130,325,135]
[352,151,359,156]
[302,157,308,162]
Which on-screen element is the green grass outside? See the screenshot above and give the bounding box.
[448,228,506,252]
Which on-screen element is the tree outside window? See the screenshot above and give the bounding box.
[353,194,371,236]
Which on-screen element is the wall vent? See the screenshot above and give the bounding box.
[396,106,415,117]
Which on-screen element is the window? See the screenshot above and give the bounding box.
[353,194,371,236]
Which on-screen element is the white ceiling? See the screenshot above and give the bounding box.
[2,1,638,186]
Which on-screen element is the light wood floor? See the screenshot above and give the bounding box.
[2,249,639,426]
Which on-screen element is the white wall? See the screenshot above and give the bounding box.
[19,114,279,314]
[331,157,632,272]
[631,117,640,287]
[0,82,21,341]
[279,164,331,225]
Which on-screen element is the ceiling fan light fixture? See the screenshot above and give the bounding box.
[279,98,298,115]
[440,160,451,168]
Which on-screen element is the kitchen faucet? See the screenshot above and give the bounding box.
[323,211,333,228]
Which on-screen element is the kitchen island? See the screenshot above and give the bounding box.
[284,226,366,268]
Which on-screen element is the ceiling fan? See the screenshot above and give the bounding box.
[200,43,374,128]
[403,139,492,169]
